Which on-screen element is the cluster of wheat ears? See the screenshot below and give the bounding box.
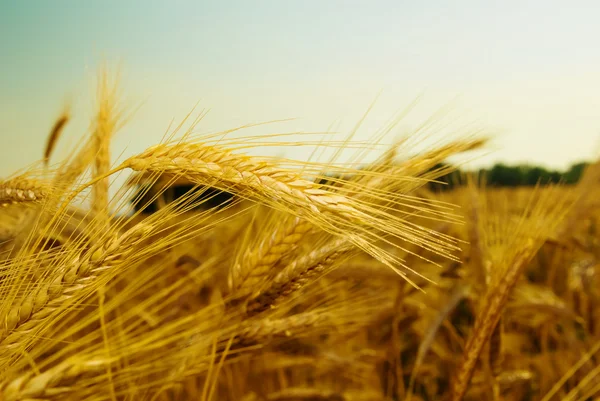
[1,70,599,401]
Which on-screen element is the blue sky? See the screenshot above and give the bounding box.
[1,0,599,177]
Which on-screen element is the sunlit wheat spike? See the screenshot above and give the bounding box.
[51,67,124,200]
[120,142,366,218]
[230,216,312,295]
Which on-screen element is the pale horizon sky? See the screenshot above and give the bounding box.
[1,0,600,178]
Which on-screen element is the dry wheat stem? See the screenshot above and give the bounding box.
[406,283,470,400]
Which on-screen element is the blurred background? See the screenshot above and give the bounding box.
[1,0,599,178]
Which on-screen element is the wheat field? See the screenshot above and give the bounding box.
[0,71,599,401]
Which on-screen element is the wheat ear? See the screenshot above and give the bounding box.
[119,144,440,267]
[230,216,312,295]
[43,105,70,166]
[0,356,113,401]
[0,223,153,354]
[449,241,536,401]
[0,176,50,207]
[237,297,387,347]
[120,143,367,219]
[91,68,121,221]
[246,237,353,315]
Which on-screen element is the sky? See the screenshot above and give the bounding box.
[1,0,600,179]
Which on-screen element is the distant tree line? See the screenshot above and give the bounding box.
[428,161,589,191]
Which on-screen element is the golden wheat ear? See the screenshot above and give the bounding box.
[0,175,50,207]
[44,102,71,166]
[450,184,575,401]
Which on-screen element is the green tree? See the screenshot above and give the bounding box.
[563,162,588,184]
